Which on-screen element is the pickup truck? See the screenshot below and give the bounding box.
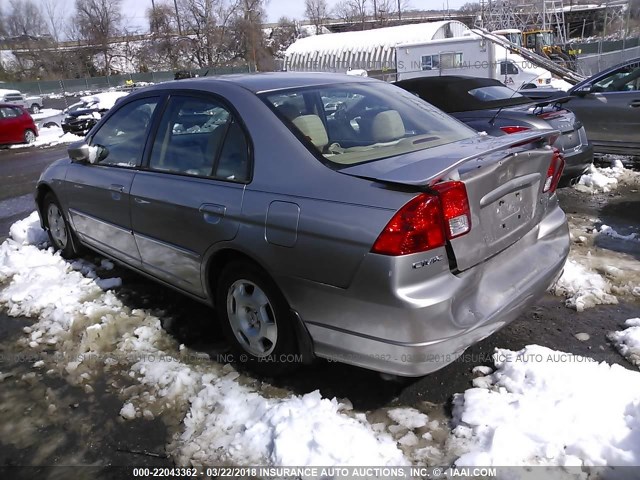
[0,89,43,113]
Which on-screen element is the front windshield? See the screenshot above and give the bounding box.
[260,82,475,167]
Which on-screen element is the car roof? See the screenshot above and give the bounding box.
[395,75,531,112]
[0,103,24,108]
[148,72,377,94]
[572,56,640,91]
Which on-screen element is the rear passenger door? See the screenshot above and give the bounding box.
[130,94,250,296]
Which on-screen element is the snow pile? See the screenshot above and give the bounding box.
[451,345,640,467]
[550,259,617,311]
[609,318,640,368]
[80,91,129,110]
[8,212,48,246]
[11,126,83,149]
[575,159,639,193]
[31,108,62,120]
[598,224,639,243]
[0,212,407,468]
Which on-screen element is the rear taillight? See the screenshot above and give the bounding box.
[371,181,471,256]
[500,125,531,134]
[543,148,565,193]
[537,110,567,120]
[433,181,471,239]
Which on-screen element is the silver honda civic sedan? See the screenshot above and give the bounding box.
[36,73,570,376]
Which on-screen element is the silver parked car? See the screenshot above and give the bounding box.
[36,73,570,377]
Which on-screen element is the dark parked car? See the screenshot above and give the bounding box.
[61,92,129,136]
[563,58,640,156]
[520,58,640,156]
[36,73,569,377]
[395,76,593,185]
[0,103,38,146]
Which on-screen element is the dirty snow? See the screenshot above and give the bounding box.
[0,212,407,467]
[550,258,618,311]
[3,211,640,470]
[598,224,639,242]
[609,318,640,368]
[575,158,640,193]
[451,345,640,467]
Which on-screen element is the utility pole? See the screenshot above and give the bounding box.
[174,0,182,35]
[150,0,156,33]
[398,0,401,20]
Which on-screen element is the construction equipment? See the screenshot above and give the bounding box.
[472,27,585,85]
[522,29,576,69]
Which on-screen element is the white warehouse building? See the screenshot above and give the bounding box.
[284,20,471,75]
[284,20,554,87]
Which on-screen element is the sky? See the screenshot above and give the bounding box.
[55,0,468,33]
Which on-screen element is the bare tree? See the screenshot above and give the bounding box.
[333,0,367,28]
[268,16,298,60]
[229,0,270,70]
[5,0,49,38]
[178,0,219,67]
[75,0,123,75]
[305,0,329,34]
[42,0,65,42]
[458,2,481,15]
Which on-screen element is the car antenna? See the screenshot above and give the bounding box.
[489,80,527,126]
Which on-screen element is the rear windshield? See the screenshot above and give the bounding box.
[468,85,525,101]
[260,81,475,167]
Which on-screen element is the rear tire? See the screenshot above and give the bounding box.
[24,129,36,144]
[216,260,299,376]
[42,193,80,258]
[30,104,40,114]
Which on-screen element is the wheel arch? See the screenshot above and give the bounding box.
[204,247,315,363]
[35,184,55,228]
[204,247,273,305]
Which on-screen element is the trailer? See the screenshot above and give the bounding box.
[284,20,556,88]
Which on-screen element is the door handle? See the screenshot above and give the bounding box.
[109,184,125,193]
[199,204,226,224]
[630,100,640,108]
[134,197,150,205]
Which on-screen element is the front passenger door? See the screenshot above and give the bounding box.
[65,96,160,266]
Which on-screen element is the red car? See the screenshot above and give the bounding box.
[0,103,38,146]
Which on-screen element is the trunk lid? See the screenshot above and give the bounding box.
[340,131,559,272]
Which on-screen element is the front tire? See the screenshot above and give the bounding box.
[216,260,299,376]
[42,193,80,258]
[30,104,40,114]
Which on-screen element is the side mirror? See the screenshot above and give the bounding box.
[573,84,592,96]
[67,141,108,164]
[67,141,91,163]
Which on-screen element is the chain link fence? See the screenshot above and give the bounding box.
[0,66,251,96]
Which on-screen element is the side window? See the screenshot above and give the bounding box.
[421,55,433,71]
[0,107,19,118]
[148,96,249,182]
[594,65,640,92]
[214,121,249,182]
[90,97,158,167]
[500,61,518,75]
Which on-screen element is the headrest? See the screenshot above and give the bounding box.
[371,110,405,143]
[292,114,329,150]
